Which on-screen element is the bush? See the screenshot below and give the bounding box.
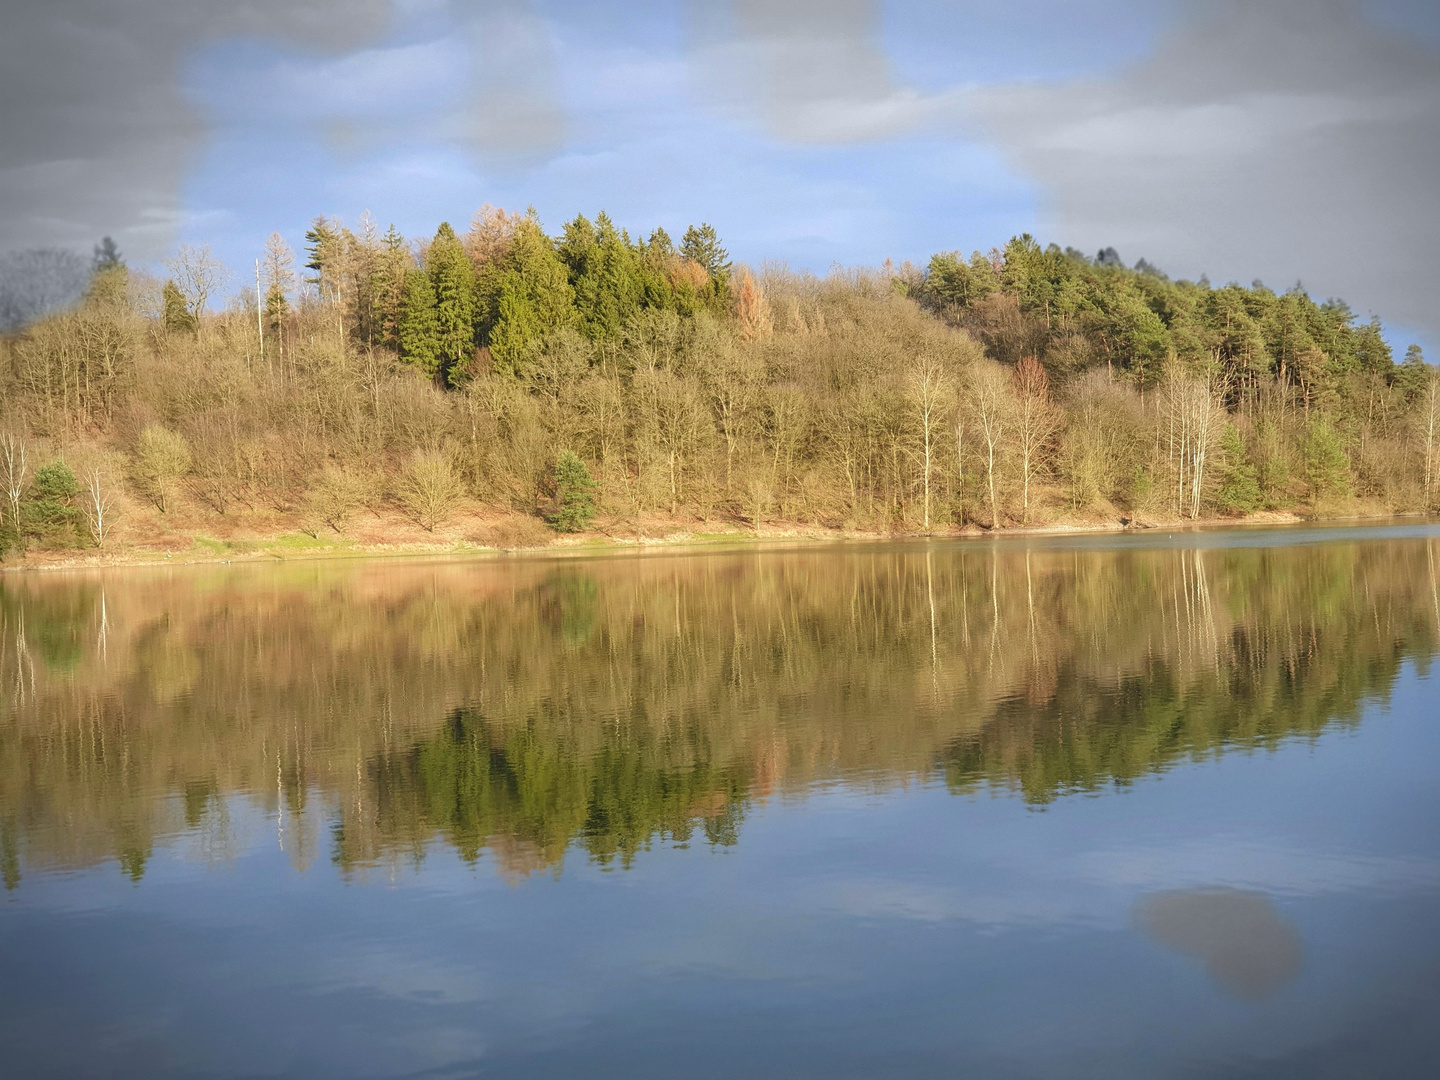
[134,424,192,512]
[400,450,463,531]
[548,450,597,533]
[306,465,367,534]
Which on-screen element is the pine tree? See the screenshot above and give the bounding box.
[562,211,643,340]
[92,237,124,272]
[375,225,411,350]
[161,279,195,334]
[87,237,128,311]
[262,233,296,356]
[549,450,597,532]
[1217,424,1261,514]
[304,216,343,303]
[681,223,731,307]
[484,217,575,378]
[1395,343,1428,402]
[426,222,476,383]
[397,269,440,377]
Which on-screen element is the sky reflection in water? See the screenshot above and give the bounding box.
[2,526,1439,1078]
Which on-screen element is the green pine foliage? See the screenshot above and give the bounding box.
[921,235,1407,405]
[397,269,441,377]
[559,212,645,341]
[1217,425,1261,515]
[427,223,477,383]
[23,460,80,546]
[482,217,577,378]
[161,280,195,334]
[549,450,597,532]
[6,207,1438,556]
[680,223,731,306]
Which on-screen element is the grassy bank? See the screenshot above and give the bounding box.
[12,500,1410,573]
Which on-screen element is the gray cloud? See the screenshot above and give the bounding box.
[0,1,390,262]
[457,0,565,166]
[0,249,91,331]
[690,0,1439,337]
[967,0,1440,336]
[1134,888,1303,999]
[691,0,942,143]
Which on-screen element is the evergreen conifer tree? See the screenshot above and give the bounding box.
[485,218,575,377]
[375,225,411,350]
[397,269,441,377]
[1217,424,1261,514]
[92,236,124,272]
[549,450,597,532]
[161,279,195,334]
[427,223,477,383]
[681,223,731,306]
[563,211,643,340]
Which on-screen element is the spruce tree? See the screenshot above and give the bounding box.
[304,216,343,302]
[1396,344,1429,402]
[563,211,642,340]
[92,237,124,272]
[397,269,440,377]
[427,222,477,383]
[485,218,575,378]
[681,223,731,305]
[375,225,410,350]
[161,279,195,334]
[549,450,597,532]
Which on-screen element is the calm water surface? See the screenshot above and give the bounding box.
[3,524,1439,1078]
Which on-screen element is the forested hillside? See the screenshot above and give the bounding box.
[1,208,1437,556]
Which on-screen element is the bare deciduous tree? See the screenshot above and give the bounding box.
[401,450,463,531]
[1421,370,1440,509]
[1012,355,1060,525]
[1162,368,1226,519]
[2,433,28,537]
[81,463,119,547]
[165,243,230,319]
[970,361,1012,528]
[908,353,951,530]
[134,424,192,512]
[465,204,523,267]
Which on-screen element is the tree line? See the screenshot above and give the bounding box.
[2,212,1438,555]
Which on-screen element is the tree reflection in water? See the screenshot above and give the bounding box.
[2,532,1437,885]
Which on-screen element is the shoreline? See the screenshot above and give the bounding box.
[4,508,1433,575]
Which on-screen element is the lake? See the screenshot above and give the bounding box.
[2,524,1439,1078]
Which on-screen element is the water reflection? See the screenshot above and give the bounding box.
[1134,889,1304,999]
[2,531,1438,886]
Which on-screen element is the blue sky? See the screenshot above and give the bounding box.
[176,1,1175,268]
[3,1,1439,351]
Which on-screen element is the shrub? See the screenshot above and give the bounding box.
[400,450,463,531]
[306,465,367,534]
[134,424,192,512]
